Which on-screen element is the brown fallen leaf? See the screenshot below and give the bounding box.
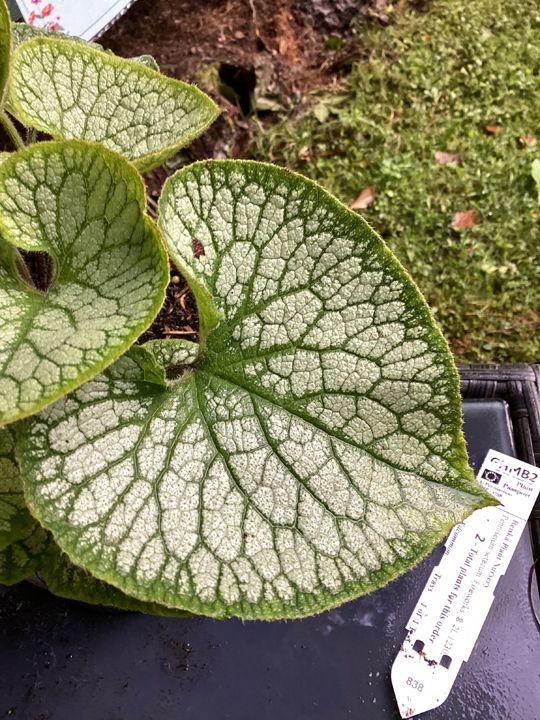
[521,135,536,147]
[451,209,479,229]
[298,145,311,161]
[350,188,375,210]
[485,124,502,134]
[435,151,460,165]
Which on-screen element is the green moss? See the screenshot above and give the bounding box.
[254,0,540,362]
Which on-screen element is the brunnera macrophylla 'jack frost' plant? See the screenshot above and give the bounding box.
[0,1,496,619]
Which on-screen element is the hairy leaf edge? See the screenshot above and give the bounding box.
[8,37,221,170]
[0,139,170,425]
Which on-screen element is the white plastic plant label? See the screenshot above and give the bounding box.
[391,449,540,718]
[17,0,137,40]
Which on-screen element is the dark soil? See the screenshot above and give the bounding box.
[101,0,346,93]
[136,261,200,345]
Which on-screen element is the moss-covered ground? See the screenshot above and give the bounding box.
[254,0,540,362]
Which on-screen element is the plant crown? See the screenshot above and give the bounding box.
[0,0,495,619]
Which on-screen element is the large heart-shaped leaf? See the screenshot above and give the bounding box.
[17,161,495,620]
[0,425,34,551]
[0,140,169,425]
[9,37,220,172]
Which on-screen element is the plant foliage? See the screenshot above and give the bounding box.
[254,0,540,363]
[10,38,220,171]
[0,1,494,619]
[0,140,169,424]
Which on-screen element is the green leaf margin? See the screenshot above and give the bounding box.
[0,139,170,425]
[0,0,11,110]
[0,425,34,551]
[9,37,220,172]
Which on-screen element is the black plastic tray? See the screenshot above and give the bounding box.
[1,398,539,720]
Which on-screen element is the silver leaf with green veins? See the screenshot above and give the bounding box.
[0,140,169,425]
[9,38,220,172]
[144,338,200,369]
[0,426,34,551]
[17,161,495,620]
[128,339,199,386]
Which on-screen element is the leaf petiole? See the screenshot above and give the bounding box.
[0,111,24,150]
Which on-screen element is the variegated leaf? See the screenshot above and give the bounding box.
[0,140,169,425]
[17,161,495,620]
[10,21,103,52]
[143,338,200,369]
[10,22,158,71]
[9,38,220,172]
[128,339,199,386]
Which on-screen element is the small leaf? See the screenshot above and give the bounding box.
[255,96,283,113]
[0,140,169,425]
[18,161,495,621]
[0,0,11,110]
[127,346,168,387]
[313,103,330,123]
[350,187,375,209]
[451,209,479,229]
[143,338,199,369]
[10,21,103,52]
[130,55,160,72]
[485,124,501,134]
[532,159,540,203]
[9,38,220,172]
[0,425,34,552]
[128,339,199,385]
[0,522,50,585]
[435,151,460,166]
[325,37,346,52]
[40,542,192,616]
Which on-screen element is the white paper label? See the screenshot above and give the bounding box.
[17,0,137,41]
[391,450,539,718]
